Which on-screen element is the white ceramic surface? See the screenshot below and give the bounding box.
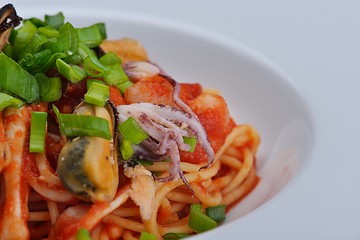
[8,1,360,239]
[20,5,314,233]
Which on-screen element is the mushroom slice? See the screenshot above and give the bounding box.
[0,4,22,51]
[57,102,119,202]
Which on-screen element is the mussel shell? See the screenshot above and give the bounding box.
[57,101,119,202]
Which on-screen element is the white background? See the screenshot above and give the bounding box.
[8,0,360,239]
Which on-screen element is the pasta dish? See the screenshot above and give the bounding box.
[0,4,260,240]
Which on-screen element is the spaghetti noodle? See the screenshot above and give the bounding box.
[0,5,260,240]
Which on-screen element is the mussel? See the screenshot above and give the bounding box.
[57,102,119,202]
[0,4,22,51]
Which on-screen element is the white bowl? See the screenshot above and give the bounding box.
[22,7,315,238]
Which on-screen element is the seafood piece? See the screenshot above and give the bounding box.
[100,38,149,63]
[125,74,176,106]
[124,165,155,220]
[117,102,214,186]
[0,4,22,50]
[0,107,30,240]
[123,61,160,82]
[181,92,235,164]
[57,102,119,202]
[124,74,202,107]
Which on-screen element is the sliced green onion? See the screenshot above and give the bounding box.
[86,79,104,90]
[188,204,217,233]
[38,26,59,37]
[11,20,38,59]
[23,50,67,75]
[83,56,107,77]
[35,73,62,102]
[0,93,24,111]
[117,81,133,94]
[0,52,39,103]
[45,12,65,29]
[29,112,48,153]
[139,231,157,240]
[120,139,133,160]
[56,58,86,83]
[163,233,193,240]
[78,43,107,77]
[2,43,13,57]
[103,64,129,86]
[205,204,226,223]
[134,159,154,166]
[77,42,97,59]
[62,53,83,65]
[77,24,104,48]
[51,22,78,55]
[53,105,111,140]
[76,228,91,240]
[84,82,109,106]
[92,23,107,39]
[183,136,197,153]
[21,33,48,57]
[25,18,46,27]
[118,117,148,144]
[19,53,35,67]
[99,52,122,66]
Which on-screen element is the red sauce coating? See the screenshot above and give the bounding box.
[54,80,87,114]
[181,94,236,164]
[109,86,126,106]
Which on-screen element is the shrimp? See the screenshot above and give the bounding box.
[124,74,202,106]
[180,93,235,164]
[125,74,175,106]
[0,107,31,240]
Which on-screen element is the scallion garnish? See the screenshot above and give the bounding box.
[139,231,157,240]
[183,136,197,153]
[51,22,78,54]
[56,58,86,83]
[205,204,226,223]
[0,52,39,103]
[11,20,37,59]
[83,56,107,77]
[0,93,24,111]
[163,233,193,240]
[44,12,65,29]
[188,204,217,233]
[99,52,121,66]
[25,17,46,28]
[120,139,134,160]
[84,82,109,106]
[38,26,59,37]
[118,116,148,144]
[35,73,62,102]
[103,64,129,86]
[76,24,104,48]
[86,79,104,90]
[21,33,47,57]
[134,158,154,166]
[52,105,111,140]
[75,228,91,240]
[92,23,107,39]
[78,43,107,77]
[29,112,48,153]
